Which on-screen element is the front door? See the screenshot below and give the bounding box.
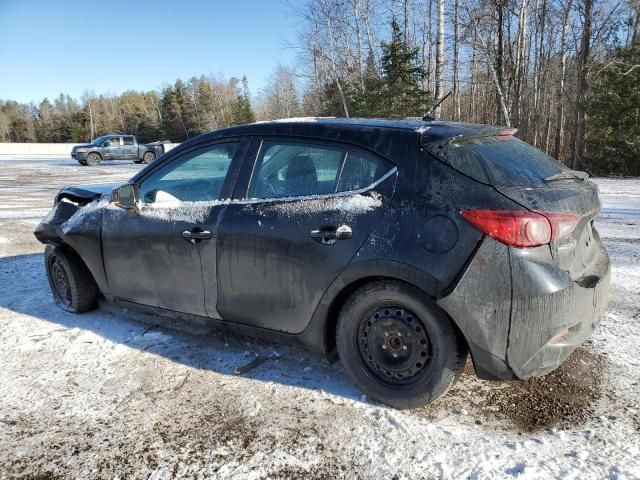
[102,139,246,316]
[103,136,122,160]
[216,137,397,333]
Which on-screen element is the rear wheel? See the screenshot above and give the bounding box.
[336,280,467,409]
[142,151,156,164]
[86,152,101,166]
[45,245,100,313]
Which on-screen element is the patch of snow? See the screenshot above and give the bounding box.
[261,192,383,217]
[59,196,111,234]
[141,198,232,223]
[253,117,334,124]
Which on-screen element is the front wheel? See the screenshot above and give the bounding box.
[86,152,101,166]
[336,281,467,409]
[142,151,156,164]
[45,245,100,313]
[77,159,87,166]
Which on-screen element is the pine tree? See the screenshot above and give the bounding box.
[230,76,255,125]
[586,43,640,176]
[352,52,384,117]
[378,18,429,118]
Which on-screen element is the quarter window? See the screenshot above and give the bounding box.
[138,142,237,204]
[337,150,391,192]
[248,140,394,199]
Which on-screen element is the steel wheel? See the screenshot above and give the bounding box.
[86,152,101,166]
[358,306,433,385]
[50,257,72,307]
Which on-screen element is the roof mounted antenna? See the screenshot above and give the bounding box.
[422,90,453,121]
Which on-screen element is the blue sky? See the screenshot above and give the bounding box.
[0,0,299,104]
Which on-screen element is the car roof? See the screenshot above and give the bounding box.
[132,118,510,184]
[189,118,503,147]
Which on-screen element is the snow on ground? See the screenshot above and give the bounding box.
[0,157,638,479]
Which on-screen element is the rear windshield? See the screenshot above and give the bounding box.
[429,136,568,187]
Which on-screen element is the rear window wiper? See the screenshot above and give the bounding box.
[544,170,589,182]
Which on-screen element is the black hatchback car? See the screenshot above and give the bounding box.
[35,118,611,409]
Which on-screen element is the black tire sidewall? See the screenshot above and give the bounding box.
[337,282,462,409]
[86,153,101,166]
[44,246,98,313]
[45,247,78,312]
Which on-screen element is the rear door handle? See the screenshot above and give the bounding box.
[182,229,213,244]
[310,225,352,245]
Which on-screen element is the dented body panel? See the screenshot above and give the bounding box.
[34,118,611,382]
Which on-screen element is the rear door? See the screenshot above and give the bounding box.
[102,138,248,316]
[121,136,138,159]
[214,137,397,334]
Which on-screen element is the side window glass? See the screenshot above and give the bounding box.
[139,142,237,205]
[123,136,134,146]
[249,141,344,199]
[108,137,120,146]
[337,150,392,192]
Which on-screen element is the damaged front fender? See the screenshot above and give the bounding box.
[34,184,117,293]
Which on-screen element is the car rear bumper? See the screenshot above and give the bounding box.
[506,229,611,379]
[437,231,611,381]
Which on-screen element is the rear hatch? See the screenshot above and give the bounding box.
[422,133,602,278]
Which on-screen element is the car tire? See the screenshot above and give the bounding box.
[133,159,144,164]
[336,280,467,409]
[77,159,87,166]
[142,151,156,164]
[45,245,100,313]
[86,152,101,166]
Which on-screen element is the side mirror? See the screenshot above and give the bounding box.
[103,141,111,147]
[112,183,138,214]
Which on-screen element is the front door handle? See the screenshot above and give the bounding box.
[310,225,352,245]
[182,229,213,244]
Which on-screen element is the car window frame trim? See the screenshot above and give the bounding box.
[132,136,251,206]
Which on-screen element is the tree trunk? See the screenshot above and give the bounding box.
[554,0,572,160]
[434,0,445,118]
[404,0,410,44]
[572,0,593,170]
[352,0,365,92]
[453,0,461,120]
[495,0,505,124]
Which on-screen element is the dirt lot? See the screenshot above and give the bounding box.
[0,157,638,479]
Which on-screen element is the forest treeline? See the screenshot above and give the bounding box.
[1,0,638,175]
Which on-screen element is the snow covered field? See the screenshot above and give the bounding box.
[0,157,638,479]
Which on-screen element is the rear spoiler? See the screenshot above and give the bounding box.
[420,126,518,150]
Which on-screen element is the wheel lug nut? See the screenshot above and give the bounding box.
[392,353,398,358]
[382,345,387,349]
[384,332,389,337]
[402,345,407,350]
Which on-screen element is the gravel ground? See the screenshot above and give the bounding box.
[0,156,638,479]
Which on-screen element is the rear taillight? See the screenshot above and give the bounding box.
[545,212,580,240]
[461,210,580,248]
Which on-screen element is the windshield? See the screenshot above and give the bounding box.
[428,136,569,187]
[91,135,109,145]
